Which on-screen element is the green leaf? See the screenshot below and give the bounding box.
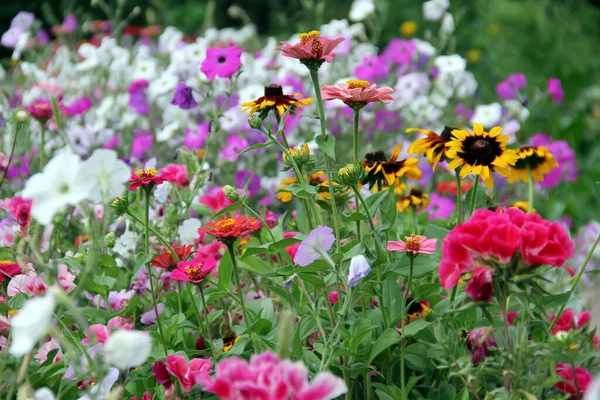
[281,183,318,198]
[342,211,367,222]
[98,253,117,269]
[405,343,430,370]
[427,384,455,400]
[218,251,233,291]
[238,141,274,156]
[213,201,242,218]
[315,134,336,160]
[251,318,273,335]
[366,189,389,216]
[368,328,399,362]
[453,387,469,400]
[400,319,431,338]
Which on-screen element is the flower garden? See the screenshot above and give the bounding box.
[0,0,599,399]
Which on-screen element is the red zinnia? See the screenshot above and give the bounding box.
[151,245,194,269]
[129,168,165,191]
[0,260,22,282]
[171,256,217,283]
[25,98,54,120]
[198,216,261,243]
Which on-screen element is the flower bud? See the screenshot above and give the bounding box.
[248,114,263,130]
[283,144,314,169]
[222,185,239,201]
[105,232,116,248]
[466,327,497,366]
[13,109,30,124]
[337,163,365,186]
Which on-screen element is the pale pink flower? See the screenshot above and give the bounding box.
[321,80,394,106]
[387,234,437,255]
[7,270,47,297]
[57,264,76,292]
[279,30,344,63]
[34,338,63,363]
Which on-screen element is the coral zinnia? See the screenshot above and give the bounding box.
[321,79,394,108]
[407,126,455,170]
[445,123,519,189]
[279,30,344,63]
[198,216,261,243]
[362,144,422,191]
[507,146,558,183]
[151,245,195,269]
[171,256,217,283]
[129,168,165,191]
[387,234,437,256]
[241,84,313,117]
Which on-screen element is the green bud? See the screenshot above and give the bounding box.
[283,144,314,170]
[13,109,30,124]
[104,232,116,248]
[337,163,365,187]
[222,185,239,201]
[71,252,86,264]
[248,114,263,130]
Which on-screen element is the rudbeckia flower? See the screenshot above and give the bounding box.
[277,171,334,203]
[241,84,313,116]
[407,126,455,170]
[507,146,559,183]
[445,123,519,189]
[321,79,394,109]
[396,188,430,213]
[362,144,422,191]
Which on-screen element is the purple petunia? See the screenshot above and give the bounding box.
[235,170,261,197]
[355,56,390,82]
[128,80,150,115]
[184,122,211,150]
[548,78,564,103]
[171,83,198,110]
[529,133,578,188]
[200,46,243,80]
[424,193,455,220]
[294,225,335,266]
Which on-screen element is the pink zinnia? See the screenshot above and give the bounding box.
[321,80,394,108]
[160,163,189,186]
[171,256,217,283]
[387,234,437,255]
[279,30,344,63]
[201,46,243,80]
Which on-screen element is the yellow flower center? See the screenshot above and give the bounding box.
[568,343,578,351]
[347,79,370,89]
[185,264,204,280]
[299,30,320,44]
[400,21,418,36]
[135,168,158,177]
[8,309,18,317]
[216,218,236,232]
[111,196,123,206]
[405,234,424,252]
[0,260,14,265]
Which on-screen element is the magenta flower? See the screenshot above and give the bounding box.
[424,193,454,220]
[166,354,212,393]
[171,256,217,284]
[141,303,164,326]
[171,83,198,110]
[495,73,526,100]
[128,80,150,115]
[61,97,92,116]
[25,98,53,120]
[294,225,335,266]
[548,78,564,103]
[466,327,497,366]
[355,55,390,82]
[220,135,248,161]
[387,235,437,255]
[198,351,347,400]
[160,163,189,186]
[201,46,243,80]
[381,39,416,65]
[529,133,577,187]
[184,122,211,150]
[130,132,153,160]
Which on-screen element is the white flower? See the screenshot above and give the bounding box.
[9,292,56,356]
[423,0,449,21]
[34,387,56,400]
[104,330,152,370]
[434,54,466,78]
[113,220,139,262]
[502,120,520,144]
[178,218,202,245]
[155,182,173,203]
[78,368,120,400]
[22,152,92,225]
[585,376,600,400]
[349,0,375,21]
[348,255,371,287]
[158,27,184,54]
[148,73,178,100]
[503,99,530,122]
[394,72,431,105]
[455,71,478,99]
[132,58,158,81]
[414,39,436,57]
[77,149,131,204]
[440,13,455,37]
[470,103,502,128]
[157,121,181,142]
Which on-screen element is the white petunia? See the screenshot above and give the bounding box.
[423,0,449,21]
[349,0,375,21]
[9,291,56,356]
[22,152,92,225]
[440,13,455,37]
[470,103,502,128]
[77,368,120,400]
[77,149,131,204]
[348,255,371,287]
[178,218,202,245]
[154,182,173,204]
[104,330,152,370]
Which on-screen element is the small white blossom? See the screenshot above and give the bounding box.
[104,330,152,370]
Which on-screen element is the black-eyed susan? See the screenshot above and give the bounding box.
[362,144,422,191]
[511,201,535,213]
[407,298,431,319]
[508,146,558,183]
[241,84,314,116]
[396,188,430,213]
[445,123,519,188]
[407,126,456,170]
[276,171,332,202]
[219,334,242,353]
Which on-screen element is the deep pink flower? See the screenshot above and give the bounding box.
[424,193,455,220]
[381,39,416,65]
[321,80,394,106]
[199,186,234,213]
[130,133,153,160]
[160,164,189,186]
[520,219,574,267]
[184,122,211,150]
[506,312,522,326]
[387,235,437,255]
[25,98,53,120]
[0,261,21,283]
[555,363,592,396]
[166,354,212,393]
[495,80,517,100]
[220,136,248,161]
[61,97,92,116]
[201,46,243,80]
[171,256,217,283]
[0,196,32,232]
[576,311,592,329]
[153,360,173,392]
[529,133,578,188]
[507,73,526,89]
[355,56,390,82]
[283,231,301,263]
[279,30,344,63]
[548,78,564,103]
[328,290,339,304]
[465,267,494,303]
[128,80,150,115]
[550,308,575,335]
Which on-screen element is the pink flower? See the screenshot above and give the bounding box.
[184,122,211,150]
[201,46,243,80]
[171,256,217,283]
[355,56,390,82]
[382,39,416,65]
[279,30,344,63]
[82,316,133,344]
[283,232,301,263]
[321,80,394,106]
[555,363,592,396]
[593,336,600,349]
[465,267,494,303]
[57,264,76,292]
[61,97,92,116]
[34,338,63,363]
[25,98,53,120]
[548,78,564,103]
[199,186,234,213]
[520,218,574,267]
[506,312,522,326]
[166,354,212,393]
[0,261,21,283]
[220,136,248,161]
[141,303,164,325]
[495,80,517,100]
[550,308,575,335]
[199,351,347,400]
[108,289,135,311]
[7,270,47,297]
[576,311,592,329]
[466,327,497,366]
[387,235,437,255]
[160,164,189,186]
[328,290,339,304]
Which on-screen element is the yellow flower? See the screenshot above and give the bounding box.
[241,84,313,116]
[488,24,501,35]
[362,144,422,191]
[396,188,430,213]
[407,126,455,171]
[400,21,418,36]
[466,49,482,63]
[511,201,535,213]
[219,335,242,353]
[507,146,559,184]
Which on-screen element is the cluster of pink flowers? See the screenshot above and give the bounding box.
[439,208,575,301]
[549,308,591,336]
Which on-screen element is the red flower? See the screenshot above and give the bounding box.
[437,181,472,196]
[198,215,261,243]
[0,260,22,282]
[25,98,54,120]
[555,363,592,396]
[171,256,217,283]
[465,267,494,303]
[549,308,592,335]
[129,168,165,191]
[151,245,194,269]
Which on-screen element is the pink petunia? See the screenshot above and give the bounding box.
[160,163,189,186]
[201,46,243,80]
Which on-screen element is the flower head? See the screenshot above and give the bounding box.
[466,327,497,366]
[166,354,212,393]
[171,83,198,110]
[200,46,242,80]
[445,123,519,188]
[104,330,152,370]
[362,144,421,191]
[407,126,455,171]
[0,260,22,282]
[508,146,558,183]
[160,163,189,186]
[151,244,195,269]
[348,255,371,286]
[198,216,261,243]
[396,188,430,213]
[548,78,564,103]
[241,84,313,117]
[555,363,592,396]
[279,30,344,65]
[294,225,335,266]
[171,256,217,283]
[25,98,53,121]
[129,168,165,191]
[321,80,394,109]
[465,267,494,303]
[388,234,437,256]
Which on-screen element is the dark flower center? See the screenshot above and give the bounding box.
[409,188,423,197]
[264,84,284,97]
[470,139,491,154]
[218,56,226,63]
[459,136,502,166]
[440,126,456,141]
[365,151,387,164]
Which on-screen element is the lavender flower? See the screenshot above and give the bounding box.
[293,225,335,266]
[347,255,371,287]
[171,83,198,110]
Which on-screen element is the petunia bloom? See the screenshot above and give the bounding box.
[198,215,261,243]
[388,234,437,256]
[171,83,198,110]
[294,225,336,266]
[548,78,564,103]
[279,30,344,63]
[171,256,217,283]
[347,255,371,286]
[321,79,394,108]
[200,46,243,80]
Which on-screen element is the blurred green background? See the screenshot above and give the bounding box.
[2,0,600,226]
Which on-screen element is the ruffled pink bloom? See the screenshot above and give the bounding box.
[199,351,347,400]
[82,316,133,344]
[279,32,344,63]
[321,81,394,105]
[0,196,32,232]
[201,46,243,80]
[108,289,134,311]
[328,290,339,304]
[166,354,212,393]
[160,164,189,186]
[7,270,47,297]
[387,235,437,255]
[576,311,592,328]
[550,308,575,335]
[555,363,592,396]
[199,186,234,213]
[465,267,494,303]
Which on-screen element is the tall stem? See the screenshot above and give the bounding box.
[454,169,463,223]
[400,256,415,398]
[39,123,46,170]
[144,190,168,357]
[527,168,534,212]
[227,243,260,353]
[353,109,361,240]
[468,177,479,217]
[0,127,19,192]
[308,69,341,253]
[192,283,217,364]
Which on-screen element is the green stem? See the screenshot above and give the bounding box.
[353,185,376,233]
[144,190,169,357]
[548,233,600,334]
[39,123,46,171]
[527,168,534,212]
[320,288,353,371]
[400,256,415,398]
[468,176,479,217]
[189,283,217,364]
[455,169,463,223]
[353,109,362,240]
[308,69,342,253]
[227,243,260,353]
[126,211,179,262]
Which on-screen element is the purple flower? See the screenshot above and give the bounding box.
[36,29,49,45]
[548,78,564,103]
[220,136,248,161]
[355,56,390,82]
[373,110,401,133]
[103,136,120,150]
[141,303,164,325]
[184,122,210,150]
[61,97,92,116]
[128,80,150,115]
[347,255,371,287]
[424,193,455,220]
[529,133,578,187]
[131,133,154,160]
[507,73,526,89]
[495,81,517,100]
[1,27,24,48]
[200,46,243,80]
[466,327,497,366]
[171,83,198,110]
[61,14,78,34]
[294,225,335,266]
[10,12,35,30]
[235,170,261,197]
[382,39,416,65]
